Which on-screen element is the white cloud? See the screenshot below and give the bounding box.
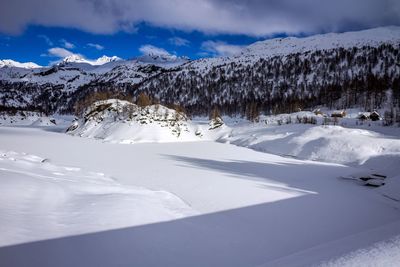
[201,41,244,57]
[1,0,399,36]
[87,43,104,50]
[139,44,171,56]
[60,39,75,49]
[37,34,53,46]
[47,47,75,58]
[169,37,190,47]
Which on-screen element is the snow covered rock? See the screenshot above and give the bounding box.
[68,99,200,143]
[209,116,224,130]
[365,178,385,187]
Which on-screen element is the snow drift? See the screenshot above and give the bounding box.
[0,149,196,247]
[222,116,400,170]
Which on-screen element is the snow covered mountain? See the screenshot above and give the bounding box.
[60,55,122,66]
[92,55,122,65]
[0,59,42,69]
[241,26,400,58]
[0,26,399,115]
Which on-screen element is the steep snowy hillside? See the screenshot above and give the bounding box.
[0,58,187,113]
[242,26,400,58]
[137,26,400,115]
[65,26,400,116]
[0,26,399,115]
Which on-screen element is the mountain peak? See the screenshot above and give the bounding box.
[94,55,122,65]
[0,59,42,69]
[62,54,87,64]
[61,55,122,66]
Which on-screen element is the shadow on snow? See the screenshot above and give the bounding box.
[1,155,399,267]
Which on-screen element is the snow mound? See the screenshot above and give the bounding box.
[68,99,229,143]
[0,149,196,247]
[223,123,400,168]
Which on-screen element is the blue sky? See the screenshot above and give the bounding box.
[0,23,265,65]
[1,0,399,66]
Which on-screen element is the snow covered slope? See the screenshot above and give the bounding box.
[224,123,400,166]
[221,113,400,171]
[0,57,187,111]
[242,26,400,58]
[136,26,400,115]
[0,54,184,89]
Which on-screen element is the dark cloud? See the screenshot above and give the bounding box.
[1,0,399,36]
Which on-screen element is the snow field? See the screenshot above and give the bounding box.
[1,107,400,266]
[0,149,196,247]
[0,126,400,266]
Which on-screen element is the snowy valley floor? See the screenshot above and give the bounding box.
[0,125,400,266]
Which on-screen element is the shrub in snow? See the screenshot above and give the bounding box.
[136,92,152,107]
[296,115,317,125]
